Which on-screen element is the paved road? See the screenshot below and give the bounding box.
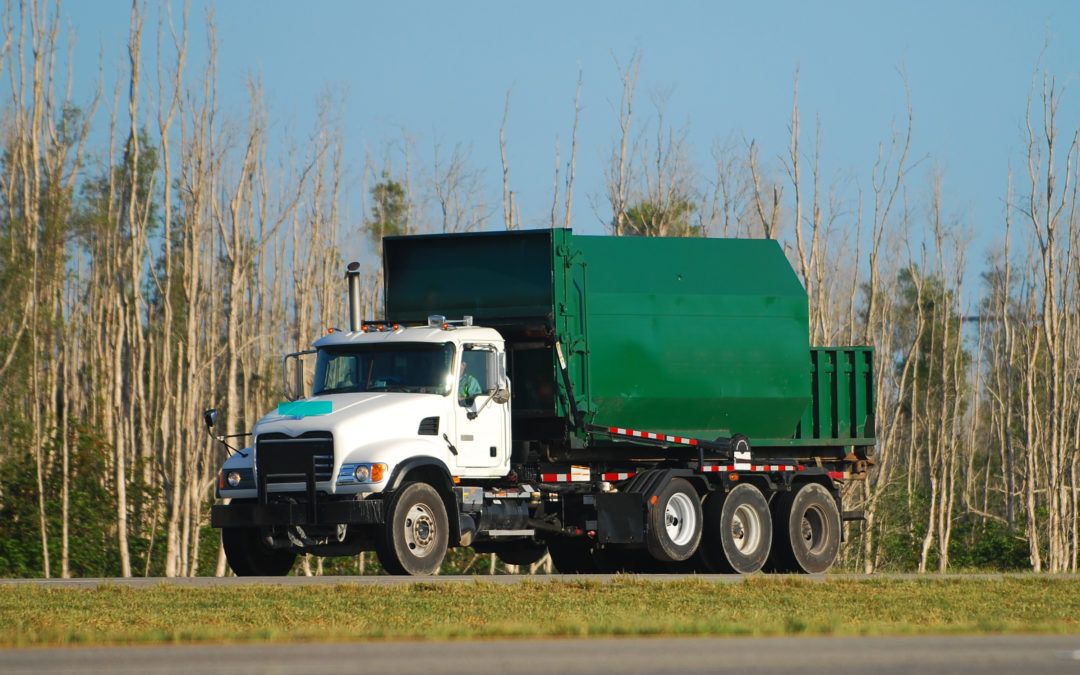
[2,572,1075,588]
[2,635,1079,674]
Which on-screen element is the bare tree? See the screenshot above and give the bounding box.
[603,50,641,235]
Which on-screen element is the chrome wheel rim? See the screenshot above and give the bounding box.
[664,492,697,547]
[403,503,437,557]
[731,503,762,555]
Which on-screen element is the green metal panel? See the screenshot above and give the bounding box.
[381,228,876,448]
[384,230,555,323]
[836,350,852,437]
[556,233,811,441]
[786,346,875,447]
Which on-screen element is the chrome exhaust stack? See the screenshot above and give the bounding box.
[346,261,362,332]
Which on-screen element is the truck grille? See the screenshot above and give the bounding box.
[255,432,334,484]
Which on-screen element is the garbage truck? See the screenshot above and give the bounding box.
[208,229,875,575]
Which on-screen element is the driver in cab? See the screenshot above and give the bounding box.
[458,360,482,404]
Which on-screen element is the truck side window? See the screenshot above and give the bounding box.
[459,349,490,405]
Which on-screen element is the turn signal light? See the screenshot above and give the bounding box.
[370,463,385,482]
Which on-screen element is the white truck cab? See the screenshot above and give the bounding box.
[219,318,512,503]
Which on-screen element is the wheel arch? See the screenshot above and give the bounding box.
[386,456,461,545]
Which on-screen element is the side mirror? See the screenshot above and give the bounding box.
[283,350,316,401]
[203,408,217,432]
[492,388,510,404]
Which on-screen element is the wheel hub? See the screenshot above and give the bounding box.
[800,505,828,555]
[730,503,762,555]
[732,520,745,540]
[403,503,437,557]
[663,492,698,547]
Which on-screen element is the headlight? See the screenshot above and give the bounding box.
[339,463,389,485]
[227,471,242,487]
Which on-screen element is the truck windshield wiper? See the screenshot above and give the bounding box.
[314,386,357,395]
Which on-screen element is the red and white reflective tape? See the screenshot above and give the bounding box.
[701,464,802,473]
[827,470,850,481]
[540,472,590,482]
[540,471,636,482]
[608,426,699,446]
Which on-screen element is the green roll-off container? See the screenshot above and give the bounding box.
[383,229,872,450]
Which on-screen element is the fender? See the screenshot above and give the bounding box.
[621,467,709,502]
[387,456,453,491]
[385,456,462,545]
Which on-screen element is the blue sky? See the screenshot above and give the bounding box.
[64,1,1079,273]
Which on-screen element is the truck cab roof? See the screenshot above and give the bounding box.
[312,324,504,349]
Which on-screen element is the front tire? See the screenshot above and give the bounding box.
[376,482,450,576]
[645,477,703,562]
[768,482,841,574]
[222,527,297,576]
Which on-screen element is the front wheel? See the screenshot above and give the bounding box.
[222,527,297,576]
[376,482,450,575]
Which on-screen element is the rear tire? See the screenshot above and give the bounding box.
[699,484,772,574]
[376,482,449,576]
[768,482,841,574]
[222,527,297,576]
[645,478,703,562]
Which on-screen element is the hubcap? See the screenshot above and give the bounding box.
[403,503,437,557]
[801,504,827,555]
[731,503,762,555]
[664,492,698,547]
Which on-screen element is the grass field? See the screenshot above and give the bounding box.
[2,576,1078,647]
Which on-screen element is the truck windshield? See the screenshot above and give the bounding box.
[313,343,455,395]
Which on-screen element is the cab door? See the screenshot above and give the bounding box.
[453,345,510,471]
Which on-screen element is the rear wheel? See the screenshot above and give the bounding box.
[698,484,772,574]
[768,482,841,574]
[376,482,449,575]
[222,527,297,576]
[645,478,703,562]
